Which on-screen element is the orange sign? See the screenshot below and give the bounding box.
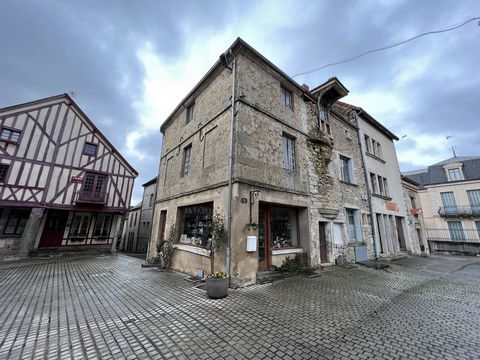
[410,208,423,216]
[385,201,399,212]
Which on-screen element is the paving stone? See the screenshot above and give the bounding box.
[1,254,480,359]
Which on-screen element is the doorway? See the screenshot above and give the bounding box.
[319,222,328,263]
[39,210,68,247]
[395,216,406,250]
[258,208,270,271]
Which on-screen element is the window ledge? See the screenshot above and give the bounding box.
[372,193,392,201]
[339,180,358,187]
[272,247,303,255]
[174,244,211,257]
[366,152,386,164]
[0,139,19,145]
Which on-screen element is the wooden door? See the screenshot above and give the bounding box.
[39,211,68,247]
[258,207,270,271]
[319,222,328,263]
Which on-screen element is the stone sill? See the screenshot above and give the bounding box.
[366,152,386,164]
[372,193,392,201]
[272,248,303,255]
[339,180,358,187]
[174,244,211,257]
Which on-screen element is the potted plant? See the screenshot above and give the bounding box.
[205,272,229,299]
[205,211,228,298]
[155,224,175,269]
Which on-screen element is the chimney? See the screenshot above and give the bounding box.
[301,84,309,92]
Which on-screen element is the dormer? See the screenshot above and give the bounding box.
[443,162,464,182]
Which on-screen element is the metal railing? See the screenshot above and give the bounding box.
[438,205,480,217]
[426,228,480,242]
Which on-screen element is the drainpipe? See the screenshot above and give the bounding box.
[354,109,379,260]
[226,58,236,278]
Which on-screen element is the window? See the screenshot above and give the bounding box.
[182,145,192,177]
[0,127,21,144]
[149,194,154,207]
[186,102,195,124]
[318,106,331,135]
[83,143,97,156]
[93,214,112,238]
[410,195,417,209]
[467,190,480,214]
[134,212,137,227]
[370,173,378,193]
[441,192,457,215]
[374,142,382,158]
[447,221,465,240]
[339,155,354,183]
[344,128,351,140]
[70,213,90,238]
[3,209,30,236]
[281,87,292,109]
[364,135,371,153]
[346,208,360,241]
[476,221,480,238]
[447,168,462,181]
[270,207,298,248]
[282,134,295,171]
[82,173,108,197]
[0,164,9,183]
[180,202,213,247]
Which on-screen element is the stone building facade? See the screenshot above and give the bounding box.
[149,39,380,286]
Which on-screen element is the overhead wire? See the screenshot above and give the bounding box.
[291,16,480,78]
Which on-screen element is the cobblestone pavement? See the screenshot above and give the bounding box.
[1,254,480,359]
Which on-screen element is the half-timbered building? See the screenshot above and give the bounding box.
[0,94,137,255]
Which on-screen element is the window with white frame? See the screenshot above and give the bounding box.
[467,190,480,214]
[447,168,462,181]
[180,202,213,247]
[70,213,90,238]
[182,144,192,177]
[346,208,361,241]
[282,134,295,171]
[281,87,293,109]
[364,134,371,153]
[339,155,354,183]
[93,214,112,238]
[447,221,465,240]
[441,191,457,215]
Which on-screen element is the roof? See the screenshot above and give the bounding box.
[336,101,399,141]
[403,156,480,189]
[129,202,142,211]
[0,93,138,176]
[160,37,317,133]
[142,176,157,187]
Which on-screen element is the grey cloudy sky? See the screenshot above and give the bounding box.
[1,0,479,205]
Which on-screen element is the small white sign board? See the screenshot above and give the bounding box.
[246,236,257,252]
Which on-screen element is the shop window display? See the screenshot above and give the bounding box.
[270,207,298,248]
[180,203,213,247]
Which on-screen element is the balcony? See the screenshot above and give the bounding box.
[427,228,480,242]
[76,190,106,204]
[438,205,480,218]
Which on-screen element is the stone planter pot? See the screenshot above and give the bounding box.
[205,278,229,299]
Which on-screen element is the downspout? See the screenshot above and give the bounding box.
[354,109,379,260]
[226,58,236,279]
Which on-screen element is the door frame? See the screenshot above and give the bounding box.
[319,221,328,263]
[258,206,271,271]
[39,210,68,248]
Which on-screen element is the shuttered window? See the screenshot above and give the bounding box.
[447,221,465,241]
[467,190,480,214]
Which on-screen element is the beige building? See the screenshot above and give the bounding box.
[0,94,137,255]
[404,156,480,254]
[149,38,376,286]
[333,103,417,257]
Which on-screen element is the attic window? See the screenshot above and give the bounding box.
[186,102,195,124]
[447,168,462,181]
[83,143,97,156]
[0,127,21,144]
[281,87,293,110]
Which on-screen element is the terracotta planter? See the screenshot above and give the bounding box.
[205,278,229,299]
